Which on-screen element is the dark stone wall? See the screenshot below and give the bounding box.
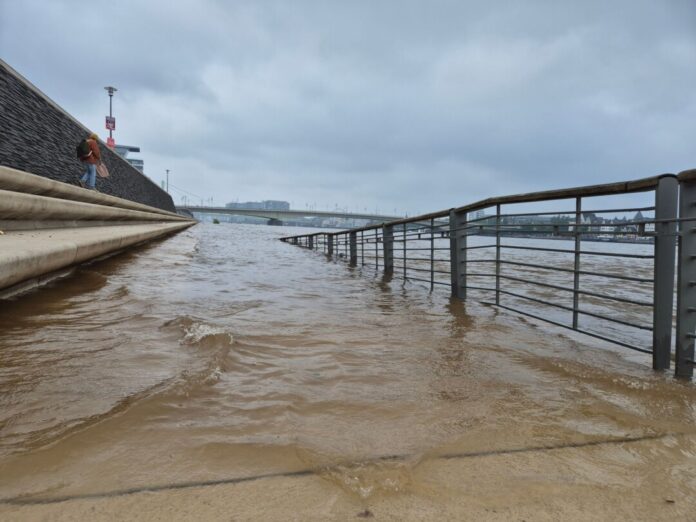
[0,61,175,212]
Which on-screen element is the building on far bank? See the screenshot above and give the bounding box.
[225,200,290,211]
[114,145,144,173]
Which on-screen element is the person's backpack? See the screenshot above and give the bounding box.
[76,139,92,160]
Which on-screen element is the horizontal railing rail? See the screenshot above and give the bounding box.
[281,170,696,380]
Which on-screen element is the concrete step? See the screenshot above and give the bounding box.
[0,166,184,219]
[0,188,191,224]
[0,167,196,296]
[0,222,192,297]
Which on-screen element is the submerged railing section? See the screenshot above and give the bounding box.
[281,170,696,380]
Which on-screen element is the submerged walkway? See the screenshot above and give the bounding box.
[1,223,695,521]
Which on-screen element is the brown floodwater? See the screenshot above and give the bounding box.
[0,223,695,506]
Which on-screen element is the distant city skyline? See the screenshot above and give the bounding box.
[226,200,290,211]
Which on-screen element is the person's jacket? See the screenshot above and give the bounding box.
[82,139,101,164]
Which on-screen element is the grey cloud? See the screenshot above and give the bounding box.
[1,0,695,214]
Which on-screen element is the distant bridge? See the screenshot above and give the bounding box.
[176,206,402,225]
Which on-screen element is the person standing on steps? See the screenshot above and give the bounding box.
[76,132,101,190]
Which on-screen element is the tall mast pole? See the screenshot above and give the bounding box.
[104,86,118,146]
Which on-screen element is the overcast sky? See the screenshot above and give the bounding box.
[1,0,695,215]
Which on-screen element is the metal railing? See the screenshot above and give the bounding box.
[281,169,696,380]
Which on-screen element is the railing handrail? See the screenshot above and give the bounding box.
[279,173,675,240]
[452,173,674,212]
[677,168,696,181]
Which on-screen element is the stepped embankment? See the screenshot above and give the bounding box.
[0,166,195,298]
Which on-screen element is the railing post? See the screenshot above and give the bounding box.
[449,209,467,299]
[572,196,582,329]
[375,229,379,268]
[349,231,357,266]
[676,171,696,378]
[383,224,394,274]
[403,223,407,280]
[361,231,364,265]
[327,234,334,256]
[495,204,501,305]
[430,218,435,290]
[653,174,679,371]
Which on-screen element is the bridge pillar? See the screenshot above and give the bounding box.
[327,234,334,256]
[383,224,394,273]
[349,232,357,266]
[308,235,314,249]
[449,209,467,299]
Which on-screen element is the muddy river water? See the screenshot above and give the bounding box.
[1,223,695,514]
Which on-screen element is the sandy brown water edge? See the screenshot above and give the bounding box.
[1,432,695,521]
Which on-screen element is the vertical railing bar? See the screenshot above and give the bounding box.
[384,224,394,274]
[430,218,435,290]
[349,231,357,266]
[361,230,364,265]
[449,209,466,299]
[495,204,501,305]
[573,196,581,329]
[375,229,379,268]
[676,173,695,379]
[403,223,407,281]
